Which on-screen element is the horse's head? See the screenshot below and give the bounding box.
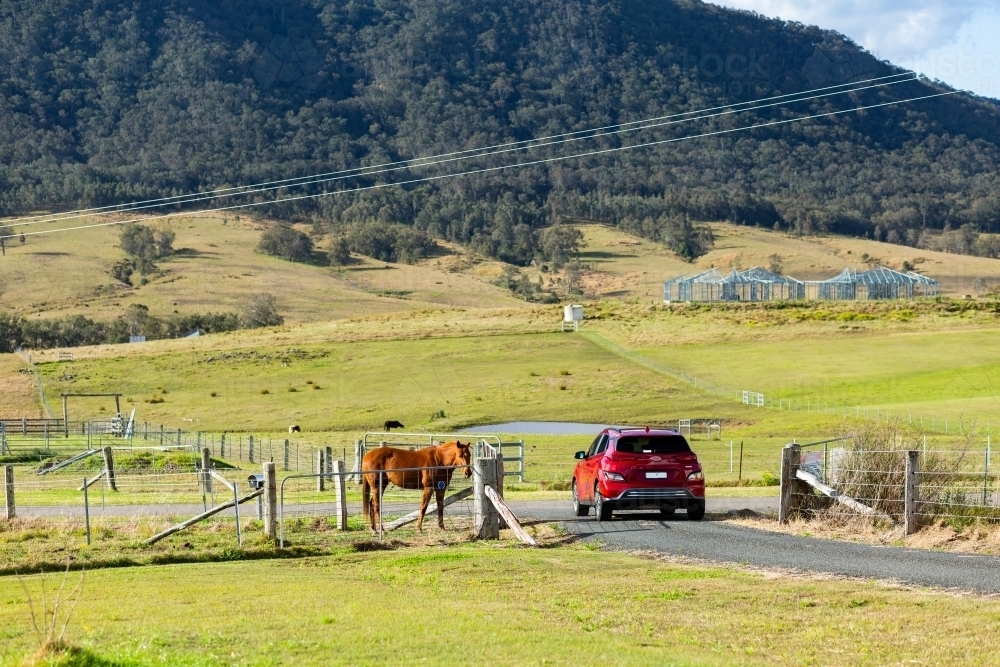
[448,440,473,478]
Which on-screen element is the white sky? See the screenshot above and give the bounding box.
[710,0,1000,99]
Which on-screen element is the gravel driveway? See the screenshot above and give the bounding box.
[510,498,1000,594]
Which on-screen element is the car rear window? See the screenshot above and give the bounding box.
[615,436,691,454]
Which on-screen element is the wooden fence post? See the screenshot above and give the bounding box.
[316,450,325,492]
[263,462,277,540]
[249,436,255,464]
[102,446,117,492]
[332,460,348,530]
[779,443,801,524]
[474,456,499,539]
[3,465,13,520]
[325,447,333,481]
[201,447,212,494]
[220,433,226,458]
[905,450,920,536]
[283,440,290,471]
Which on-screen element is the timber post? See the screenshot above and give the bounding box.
[263,462,277,540]
[905,450,920,536]
[325,446,333,481]
[316,450,325,492]
[779,443,801,524]
[3,465,13,520]
[332,460,348,530]
[283,439,290,471]
[473,456,500,539]
[102,446,117,492]
[201,447,212,494]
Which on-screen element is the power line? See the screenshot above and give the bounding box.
[2,88,956,242]
[3,72,920,228]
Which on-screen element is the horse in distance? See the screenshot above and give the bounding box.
[383,420,404,431]
[361,441,472,532]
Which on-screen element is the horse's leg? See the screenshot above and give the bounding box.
[417,484,433,532]
[371,473,385,534]
[436,485,445,529]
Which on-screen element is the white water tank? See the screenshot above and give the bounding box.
[563,305,583,323]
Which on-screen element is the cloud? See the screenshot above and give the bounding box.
[711,0,987,63]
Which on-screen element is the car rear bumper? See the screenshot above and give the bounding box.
[606,487,704,510]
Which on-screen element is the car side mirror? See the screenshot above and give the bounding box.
[574,451,586,460]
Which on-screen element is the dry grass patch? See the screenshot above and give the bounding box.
[726,514,1000,556]
[0,354,45,419]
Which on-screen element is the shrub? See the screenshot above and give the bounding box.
[821,421,983,525]
[257,225,313,262]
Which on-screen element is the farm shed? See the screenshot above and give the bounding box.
[665,265,938,302]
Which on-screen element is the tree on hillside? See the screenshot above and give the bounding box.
[239,293,284,328]
[119,223,174,273]
[329,235,351,265]
[257,225,313,262]
[538,225,585,270]
[122,303,151,336]
[343,222,436,264]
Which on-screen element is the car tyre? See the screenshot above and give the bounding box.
[595,487,613,521]
[687,500,706,521]
[572,480,589,516]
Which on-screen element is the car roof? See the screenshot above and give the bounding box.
[605,427,683,436]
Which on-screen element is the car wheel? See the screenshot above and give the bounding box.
[687,500,705,521]
[572,480,589,516]
[659,507,676,517]
[595,487,613,521]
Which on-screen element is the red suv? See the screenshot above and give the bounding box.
[572,427,705,521]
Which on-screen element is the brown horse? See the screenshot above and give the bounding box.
[361,441,472,532]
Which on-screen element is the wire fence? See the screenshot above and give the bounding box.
[793,439,1000,524]
[0,421,350,478]
[279,466,476,547]
[3,450,483,548]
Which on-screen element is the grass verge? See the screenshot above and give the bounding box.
[2,543,999,665]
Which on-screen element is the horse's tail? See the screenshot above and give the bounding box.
[361,474,370,521]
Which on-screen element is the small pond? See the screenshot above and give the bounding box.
[460,421,619,435]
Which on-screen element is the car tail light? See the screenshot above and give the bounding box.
[602,471,625,481]
[686,471,704,481]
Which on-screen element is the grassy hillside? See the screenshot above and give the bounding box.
[5,219,1000,329]
[34,331,752,433]
[0,215,518,323]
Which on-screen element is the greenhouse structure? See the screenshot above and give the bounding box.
[663,265,939,303]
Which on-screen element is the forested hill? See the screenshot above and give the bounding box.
[4,0,1000,263]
